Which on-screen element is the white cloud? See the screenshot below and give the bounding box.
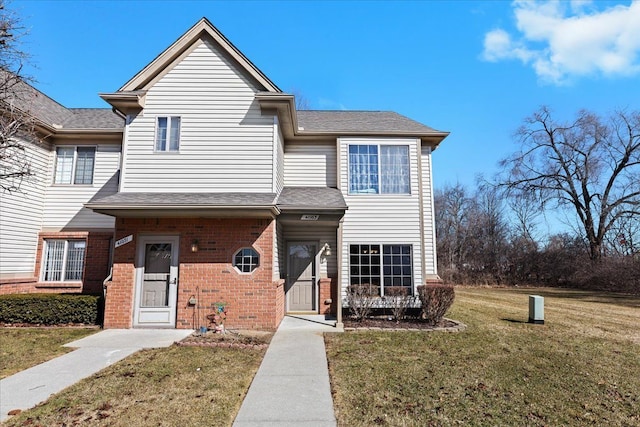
[482,0,640,84]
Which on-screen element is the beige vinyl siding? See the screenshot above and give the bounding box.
[0,140,50,277]
[338,137,423,297]
[282,226,337,279]
[421,145,437,276]
[42,143,120,230]
[274,121,284,193]
[284,141,337,187]
[121,39,275,193]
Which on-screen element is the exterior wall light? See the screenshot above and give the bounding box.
[322,243,331,257]
[191,239,199,253]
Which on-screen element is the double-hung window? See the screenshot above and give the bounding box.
[155,116,181,152]
[349,244,413,295]
[54,147,95,184]
[41,239,86,282]
[348,145,410,194]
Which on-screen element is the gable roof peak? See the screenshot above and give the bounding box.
[117,17,281,94]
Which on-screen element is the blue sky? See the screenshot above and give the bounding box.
[14,0,640,192]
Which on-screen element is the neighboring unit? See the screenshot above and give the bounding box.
[0,18,448,329]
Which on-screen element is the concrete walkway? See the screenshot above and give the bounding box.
[233,315,342,427]
[0,328,192,422]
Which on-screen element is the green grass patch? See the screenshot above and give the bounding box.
[326,287,640,426]
[3,344,264,426]
[0,327,98,379]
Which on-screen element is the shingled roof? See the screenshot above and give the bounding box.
[1,71,123,131]
[296,110,441,134]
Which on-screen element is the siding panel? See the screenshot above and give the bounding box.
[121,39,275,193]
[0,140,50,276]
[42,144,120,230]
[284,141,337,187]
[338,137,423,298]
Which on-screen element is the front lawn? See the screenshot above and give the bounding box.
[326,287,640,426]
[0,327,98,379]
[3,344,265,426]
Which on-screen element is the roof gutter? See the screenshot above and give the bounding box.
[255,93,450,149]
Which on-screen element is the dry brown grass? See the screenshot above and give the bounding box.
[0,327,98,379]
[326,287,640,426]
[2,344,265,426]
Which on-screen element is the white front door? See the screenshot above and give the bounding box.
[286,242,317,312]
[133,235,179,328]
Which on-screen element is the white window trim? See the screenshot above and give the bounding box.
[53,145,96,185]
[348,243,414,297]
[347,144,411,196]
[154,116,181,152]
[40,239,86,282]
[232,247,260,274]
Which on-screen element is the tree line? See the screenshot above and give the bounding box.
[436,107,639,294]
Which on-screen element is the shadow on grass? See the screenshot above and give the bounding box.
[501,318,528,324]
[498,287,640,309]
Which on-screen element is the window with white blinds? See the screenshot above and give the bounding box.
[42,240,86,282]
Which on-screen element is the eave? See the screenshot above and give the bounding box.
[256,93,450,149]
[99,91,146,115]
[85,204,281,219]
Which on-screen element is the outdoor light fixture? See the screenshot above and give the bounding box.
[322,243,332,257]
[191,239,199,253]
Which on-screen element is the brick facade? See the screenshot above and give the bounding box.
[319,277,337,315]
[0,231,112,296]
[103,217,285,330]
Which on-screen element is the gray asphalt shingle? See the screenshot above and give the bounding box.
[276,187,347,210]
[296,110,441,134]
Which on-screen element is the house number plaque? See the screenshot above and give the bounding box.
[115,235,133,248]
[300,215,319,221]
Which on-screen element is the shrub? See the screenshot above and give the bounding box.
[383,287,415,321]
[346,283,377,321]
[416,284,455,325]
[0,294,103,325]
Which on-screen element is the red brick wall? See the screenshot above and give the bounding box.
[0,231,112,295]
[319,277,337,315]
[103,217,284,330]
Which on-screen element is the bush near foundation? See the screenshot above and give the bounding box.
[0,294,103,325]
[416,284,455,325]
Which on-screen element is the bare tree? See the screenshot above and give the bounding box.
[290,88,311,110]
[1,0,37,192]
[499,107,640,261]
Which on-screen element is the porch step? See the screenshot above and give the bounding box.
[285,314,337,327]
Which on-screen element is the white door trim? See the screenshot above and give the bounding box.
[133,234,180,328]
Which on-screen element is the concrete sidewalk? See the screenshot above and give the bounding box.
[233,315,342,427]
[0,328,192,421]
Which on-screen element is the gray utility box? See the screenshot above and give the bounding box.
[528,295,544,324]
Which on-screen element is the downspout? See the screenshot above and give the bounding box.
[103,267,112,299]
[336,218,344,329]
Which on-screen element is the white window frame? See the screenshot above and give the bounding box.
[53,146,96,185]
[232,247,260,274]
[155,116,181,152]
[348,144,411,195]
[349,243,413,296]
[40,239,86,282]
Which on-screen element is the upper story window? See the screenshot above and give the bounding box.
[54,146,95,185]
[348,145,410,194]
[41,239,86,282]
[155,116,181,152]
